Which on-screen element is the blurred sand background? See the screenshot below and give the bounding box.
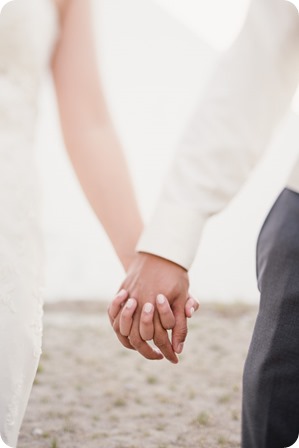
[19,301,257,448]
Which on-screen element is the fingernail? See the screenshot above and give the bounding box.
[157,294,165,305]
[117,289,127,298]
[176,343,184,354]
[190,307,195,316]
[126,298,135,309]
[144,303,153,313]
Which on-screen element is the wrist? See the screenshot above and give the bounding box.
[137,251,188,273]
[120,253,136,272]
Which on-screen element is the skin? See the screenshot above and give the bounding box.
[51,0,142,270]
[51,0,199,354]
[108,253,200,363]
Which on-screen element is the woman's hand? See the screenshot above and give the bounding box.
[108,293,199,342]
[108,267,200,363]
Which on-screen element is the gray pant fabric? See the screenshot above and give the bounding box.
[242,188,299,448]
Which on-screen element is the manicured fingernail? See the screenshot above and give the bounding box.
[144,303,153,313]
[117,289,127,298]
[176,343,184,354]
[190,307,195,316]
[157,294,165,305]
[126,298,135,309]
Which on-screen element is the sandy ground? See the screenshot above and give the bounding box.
[18,301,258,448]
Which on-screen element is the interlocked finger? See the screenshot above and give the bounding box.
[139,302,155,341]
[156,294,175,329]
[129,319,164,361]
[108,289,128,323]
[153,313,178,364]
[119,298,137,336]
[185,295,200,318]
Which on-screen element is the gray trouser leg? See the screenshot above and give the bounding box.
[242,188,299,448]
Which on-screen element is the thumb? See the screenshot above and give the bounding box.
[172,305,188,355]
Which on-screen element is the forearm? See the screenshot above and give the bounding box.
[138,0,299,270]
[63,122,142,271]
[51,0,142,271]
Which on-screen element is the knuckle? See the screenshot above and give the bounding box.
[107,307,115,320]
[121,309,132,319]
[159,307,170,317]
[163,314,175,323]
[153,335,167,348]
[135,341,144,351]
[140,333,152,342]
[141,315,153,326]
[177,328,188,341]
[119,326,129,337]
[141,323,153,335]
[113,320,120,332]
[129,336,142,350]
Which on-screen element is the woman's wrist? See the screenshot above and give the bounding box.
[120,253,136,273]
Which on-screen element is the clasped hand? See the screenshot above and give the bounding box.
[108,253,199,363]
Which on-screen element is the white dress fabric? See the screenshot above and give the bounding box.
[0,1,58,446]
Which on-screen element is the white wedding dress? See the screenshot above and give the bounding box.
[0,0,58,446]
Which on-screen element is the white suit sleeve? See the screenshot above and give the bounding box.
[137,0,299,270]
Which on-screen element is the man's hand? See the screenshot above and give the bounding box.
[108,252,192,363]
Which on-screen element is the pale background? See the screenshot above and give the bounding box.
[35,0,299,303]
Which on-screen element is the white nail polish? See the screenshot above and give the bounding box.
[126,298,135,309]
[157,294,165,305]
[144,303,153,313]
[117,289,127,298]
[190,307,195,316]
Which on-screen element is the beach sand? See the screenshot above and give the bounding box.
[19,301,257,448]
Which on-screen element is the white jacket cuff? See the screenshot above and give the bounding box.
[136,202,208,271]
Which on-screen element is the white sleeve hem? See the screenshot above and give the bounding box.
[136,202,208,271]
